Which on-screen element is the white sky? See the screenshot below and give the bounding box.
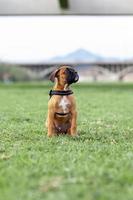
[0,16,133,63]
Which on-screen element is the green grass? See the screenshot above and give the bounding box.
[0,82,133,200]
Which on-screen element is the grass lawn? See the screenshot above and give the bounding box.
[0,82,133,200]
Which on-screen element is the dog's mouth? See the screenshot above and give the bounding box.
[66,68,79,85]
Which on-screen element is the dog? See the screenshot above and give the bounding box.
[45,65,79,137]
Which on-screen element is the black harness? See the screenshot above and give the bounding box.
[49,89,73,116]
[49,89,73,99]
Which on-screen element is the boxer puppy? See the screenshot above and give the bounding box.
[45,65,79,137]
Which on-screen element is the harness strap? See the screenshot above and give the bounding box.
[55,112,70,116]
[49,90,73,99]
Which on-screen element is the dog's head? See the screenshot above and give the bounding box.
[50,66,79,85]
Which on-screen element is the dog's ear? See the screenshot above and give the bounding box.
[49,69,60,82]
[66,67,79,84]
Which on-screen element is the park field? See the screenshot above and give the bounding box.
[0,82,133,200]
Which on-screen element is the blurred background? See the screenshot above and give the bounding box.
[0,0,133,14]
[0,16,133,83]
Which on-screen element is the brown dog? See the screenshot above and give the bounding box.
[45,65,79,137]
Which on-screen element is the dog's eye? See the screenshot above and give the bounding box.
[66,69,70,73]
[62,71,67,75]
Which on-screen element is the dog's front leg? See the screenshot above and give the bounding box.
[70,110,77,136]
[47,110,55,137]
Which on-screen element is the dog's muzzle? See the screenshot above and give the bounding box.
[66,68,79,85]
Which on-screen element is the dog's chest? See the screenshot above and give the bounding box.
[59,96,70,113]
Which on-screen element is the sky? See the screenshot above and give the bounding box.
[0,16,133,63]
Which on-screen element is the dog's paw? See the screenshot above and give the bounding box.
[47,133,55,137]
[71,133,78,137]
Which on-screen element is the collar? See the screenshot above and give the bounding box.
[49,89,73,99]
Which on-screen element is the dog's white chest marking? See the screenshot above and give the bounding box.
[59,96,69,113]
